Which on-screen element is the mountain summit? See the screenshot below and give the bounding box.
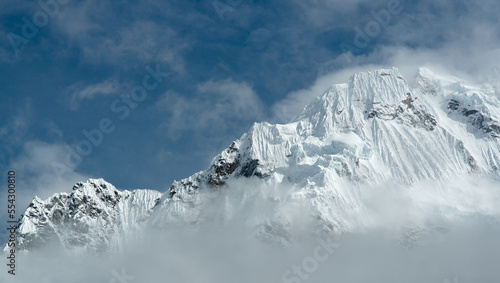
[7,67,500,253]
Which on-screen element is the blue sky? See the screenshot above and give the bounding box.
[1,0,499,241]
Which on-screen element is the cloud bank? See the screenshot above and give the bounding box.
[2,174,500,283]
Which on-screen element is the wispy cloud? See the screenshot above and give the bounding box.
[0,140,89,243]
[0,98,33,146]
[156,79,265,140]
[51,1,190,73]
[273,26,500,122]
[68,80,121,110]
[8,140,88,201]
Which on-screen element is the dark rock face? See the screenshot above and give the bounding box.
[447,99,500,138]
[368,93,437,131]
[240,159,260,177]
[207,142,265,186]
[208,154,263,185]
[448,99,460,111]
[213,158,240,179]
[208,156,240,187]
[167,142,264,199]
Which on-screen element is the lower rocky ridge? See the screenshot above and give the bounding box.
[9,179,162,253]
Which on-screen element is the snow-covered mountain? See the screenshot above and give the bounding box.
[7,67,500,253]
[12,179,161,252]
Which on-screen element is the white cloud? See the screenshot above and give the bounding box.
[0,141,89,222]
[0,99,32,145]
[156,79,265,140]
[264,0,500,122]
[0,139,90,250]
[273,37,500,122]
[288,0,374,28]
[69,80,120,110]
[2,175,500,283]
[197,79,264,118]
[53,1,189,74]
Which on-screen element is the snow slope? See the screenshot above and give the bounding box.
[7,67,500,252]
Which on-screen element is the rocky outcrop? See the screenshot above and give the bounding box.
[447,98,500,138]
[11,179,161,253]
[368,93,438,131]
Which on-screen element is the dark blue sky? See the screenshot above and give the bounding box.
[1,0,499,241]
